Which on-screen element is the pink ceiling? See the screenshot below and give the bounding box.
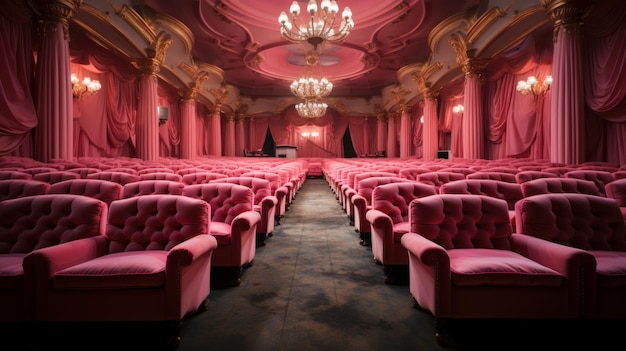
[140,0,478,98]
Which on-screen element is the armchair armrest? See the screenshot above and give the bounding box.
[167,234,219,267]
[231,211,262,233]
[510,233,596,317]
[401,233,451,315]
[352,194,367,213]
[366,209,393,230]
[260,195,278,210]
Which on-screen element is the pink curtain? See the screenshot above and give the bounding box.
[347,116,375,156]
[0,4,36,157]
[386,115,397,157]
[583,2,626,164]
[399,109,411,158]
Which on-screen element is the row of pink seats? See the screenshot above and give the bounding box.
[401,192,626,345]
[0,178,262,288]
[0,193,218,346]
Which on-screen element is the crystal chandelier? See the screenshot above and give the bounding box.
[290,51,333,100]
[516,75,552,98]
[71,73,101,98]
[296,99,328,118]
[278,0,354,49]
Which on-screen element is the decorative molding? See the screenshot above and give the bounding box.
[112,4,156,43]
[466,6,508,44]
[37,0,83,39]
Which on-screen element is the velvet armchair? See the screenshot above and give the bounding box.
[0,194,107,322]
[515,193,626,319]
[366,181,436,284]
[23,194,217,347]
[401,194,592,345]
[183,183,260,287]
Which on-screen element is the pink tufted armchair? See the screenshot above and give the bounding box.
[32,170,80,184]
[210,177,277,246]
[520,177,603,198]
[515,170,560,184]
[183,183,260,287]
[564,170,614,196]
[181,171,227,186]
[0,194,107,322]
[122,179,185,198]
[240,171,289,224]
[47,179,124,207]
[86,171,140,185]
[0,170,32,180]
[414,171,466,192]
[138,172,183,182]
[24,194,217,346]
[365,182,436,284]
[351,176,411,246]
[465,171,517,183]
[401,194,592,345]
[439,179,523,231]
[0,179,50,202]
[515,193,626,319]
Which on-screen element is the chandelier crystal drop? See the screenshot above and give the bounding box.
[296,99,328,118]
[278,0,354,49]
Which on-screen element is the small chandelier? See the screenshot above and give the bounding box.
[278,0,354,50]
[516,75,552,98]
[71,73,101,98]
[291,76,333,100]
[296,99,328,118]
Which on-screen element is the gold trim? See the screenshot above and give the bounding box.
[466,6,508,44]
[112,3,156,43]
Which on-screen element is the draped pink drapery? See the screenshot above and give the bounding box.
[386,115,397,157]
[461,74,484,159]
[179,98,196,159]
[0,4,36,157]
[399,109,411,158]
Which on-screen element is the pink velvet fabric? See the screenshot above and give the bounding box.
[47,178,123,207]
[0,179,50,201]
[0,194,107,322]
[23,194,217,323]
[515,193,626,318]
[121,179,184,198]
[402,194,592,319]
[183,183,260,268]
[367,182,436,267]
[520,177,603,198]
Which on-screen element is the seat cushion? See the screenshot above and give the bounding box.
[53,251,168,289]
[392,222,411,242]
[449,248,563,287]
[591,250,626,287]
[0,254,26,289]
[210,222,233,245]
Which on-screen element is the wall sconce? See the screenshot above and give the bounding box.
[301,131,319,138]
[452,104,464,115]
[516,75,552,98]
[71,73,101,98]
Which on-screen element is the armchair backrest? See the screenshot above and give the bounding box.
[47,179,123,207]
[183,183,254,224]
[397,167,432,180]
[138,172,183,182]
[371,182,436,224]
[353,172,397,192]
[515,193,626,251]
[465,171,517,183]
[210,177,272,206]
[520,177,602,198]
[122,179,185,198]
[0,179,50,202]
[181,171,228,185]
[409,194,513,250]
[33,170,80,184]
[0,170,32,180]
[515,170,560,184]
[0,194,107,253]
[415,171,466,191]
[86,171,140,185]
[439,179,523,210]
[66,167,101,179]
[564,170,614,195]
[106,194,210,253]
[240,171,282,192]
[357,176,412,206]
